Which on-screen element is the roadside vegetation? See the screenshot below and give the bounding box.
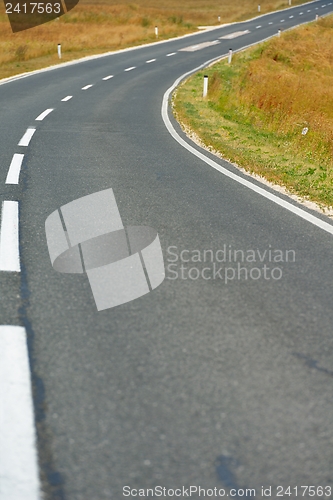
[173,15,333,209]
[0,0,309,80]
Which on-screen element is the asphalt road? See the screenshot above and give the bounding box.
[1,1,333,499]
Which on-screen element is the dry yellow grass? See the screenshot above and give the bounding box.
[0,0,310,80]
[173,15,333,207]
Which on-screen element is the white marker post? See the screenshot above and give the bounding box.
[57,43,61,59]
[218,15,221,23]
[203,75,208,98]
[278,29,281,37]
[288,0,291,5]
[155,26,158,38]
[258,4,261,12]
[316,14,319,20]
[228,48,233,64]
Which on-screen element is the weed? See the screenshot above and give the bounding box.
[174,14,333,207]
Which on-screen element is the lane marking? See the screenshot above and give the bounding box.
[0,201,20,272]
[124,66,136,71]
[5,154,24,185]
[0,325,40,499]
[146,59,156,63]
[162,63,333,237]
[268,21,273,24]
[81,84,93,90]
[307,9,311,11]
[219,30,250,39]
[61,95,72,101]
[102,75,114,80]
[280,19,285,22]
[179,40,220,52]
[256,25,262,28]
[35,108,54,121]
[18,128,36,147]
[299,11,304,14]
[166,52,176,57]
[289,15,294,17]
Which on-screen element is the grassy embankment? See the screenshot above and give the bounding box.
[0,0,310,80]
[173,15,333,209]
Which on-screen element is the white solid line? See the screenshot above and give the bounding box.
[0,325,40,500]
[162,66,333,237]
[166,52,176,56]
[6,154,24,185]
[102,75,114,80]
[146,59,156,63]
[81,84,93,90]
[18,128,36,147]
[124,66,136,71]
[61,95,72,101]
[35,108,54,121]
[0,201,20,272]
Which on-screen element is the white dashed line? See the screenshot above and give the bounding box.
[166,52,176,57]
[0,201,20,272]
[0,325,40,499]
[35,108,54,121]
[18,128,36,147]
[146,59,156,63]
[124,66,136,71]
[102,75,114,80]
[289,15,294,18]
[5,154,24,185]
[81,84,93,90]
[307,9,311,12]
[299,12,303,15]
[280,19,285,22]
[61,95,72,102]
[268,21,273,24]
[256,25,262,28]
[219,30,250,39]
[315,7,319,9]
[322,4,326,6]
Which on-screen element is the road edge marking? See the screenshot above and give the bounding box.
[161,53,333,236]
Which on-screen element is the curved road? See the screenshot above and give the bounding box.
[1,1,333,499]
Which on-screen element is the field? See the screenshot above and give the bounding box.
[0,0,309,80]
[173,15,333,209]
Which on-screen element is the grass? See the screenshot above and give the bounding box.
[0,0,310,80]
[173,15,333,209]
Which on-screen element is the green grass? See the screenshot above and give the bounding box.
[173,16,333,209]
